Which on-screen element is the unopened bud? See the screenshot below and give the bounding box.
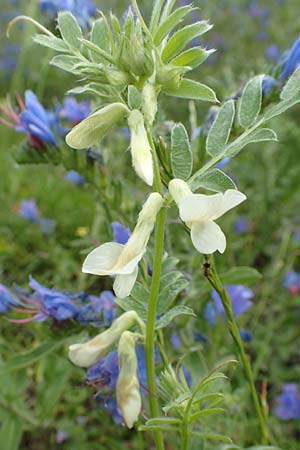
[68,311,139,367]
[116,331,141,428]
[128,110,153,186]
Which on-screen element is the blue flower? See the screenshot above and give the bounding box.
[18,199,41,223]
[40,0,96,28]
[65,170,85,185]
[0,284,18,313]
[111,222,131,245]
[274,384,300,420]
[283,270,300,295]
[233,216,249,234]
[278,37,300,82]
[76,291,116,327]
[17,91,57,146]
[205,285,253,326]
[29,277,78,321]
[0,91,57,148]
[60,97,91,125]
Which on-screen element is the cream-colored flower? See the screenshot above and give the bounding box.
[82,193,163,298]
[116,331,141,428]
[128,109,154,186]
[169,179,246,254]
[68,311,139,368]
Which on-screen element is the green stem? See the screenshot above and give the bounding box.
[145,207,166,450]
[144,130,165,450]
[205,256,268,445]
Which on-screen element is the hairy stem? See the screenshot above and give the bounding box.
[205,255,268,444]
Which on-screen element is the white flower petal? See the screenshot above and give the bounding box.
[82,242,124,275]
[191,221,226,254]
[179,193,224,223]
[113,267,139,298]
[113,252,144,275]
[120,385,142,428]
[214,189,247,220]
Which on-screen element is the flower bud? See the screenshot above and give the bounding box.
[142,84,158,125]
[128,110,153,186]
[68,311,139,367]
[116,331,141,428]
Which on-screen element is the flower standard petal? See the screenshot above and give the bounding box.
[113,267,139,299]
[190,221,226,254]
[179,192,224,223]
[212,189,247,220]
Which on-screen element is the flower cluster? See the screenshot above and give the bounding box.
[3,276,116,327]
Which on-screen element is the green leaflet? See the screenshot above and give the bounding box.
[280,66,300,100]
[57,11,83,48]
[220,267,262,285]
[154,5,193,45]
[66,103,129,149]
[90,18,111,63]
[0,415,22,450]
[206,100,235,157]
[238,75,264,129]
[149,0,165,33]
[189,169,236,193]
[171,123,193,180]
[157,271,189,315]
[164,79,218,102]
[155,306,195,329]
[225,128,278,157]
[162,21,212,62]
[50,54,82,73]
[171,47,214,70]
[0,341,65,375]
[32,34,69,52]
[263,93,300,121]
